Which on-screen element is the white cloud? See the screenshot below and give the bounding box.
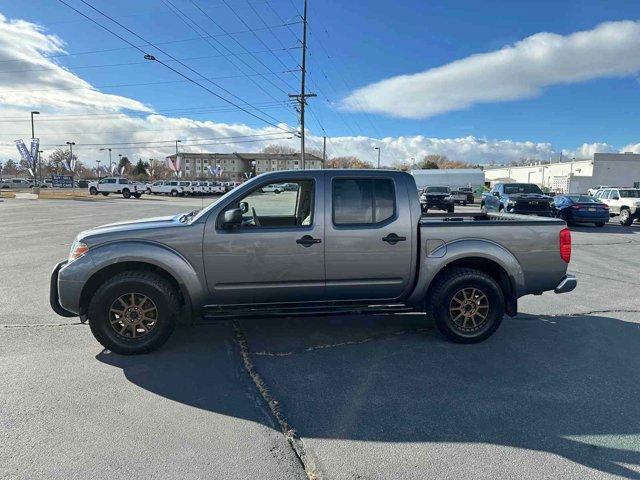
[343,20,640,119]
[0,13,149,112]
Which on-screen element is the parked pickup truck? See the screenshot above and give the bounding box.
[51,170,576,354]
[88,177,143,199]
[420,186,454,213]
[594,187,640,226]
[482,183,553,216]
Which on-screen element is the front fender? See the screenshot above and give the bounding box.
[68,241,207,315]
[407,238,526,306]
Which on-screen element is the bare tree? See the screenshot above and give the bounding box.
[326,156,373,169]
[262,144,297,154]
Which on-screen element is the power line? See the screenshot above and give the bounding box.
[60,135,294,151]
[57,0,294,133]
[51,132,291,147]
[0,21,302,65]
[161,0,291,104]
[189,0,297,92]
[221,0,296,77]
[0,47,301,74]
[0,70,297,93]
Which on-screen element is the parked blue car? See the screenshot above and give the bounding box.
[552,194,609,227]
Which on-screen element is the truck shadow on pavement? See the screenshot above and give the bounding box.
[98,312,640,478]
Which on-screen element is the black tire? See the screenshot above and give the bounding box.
[447,205,454,213]
[171,189,178,197]
[88,271,179,355]
[146,188,152,194]
[498,205,504,213]
[133,192,142,199]
[101,192,109,196]
[89,187,98,195]
[620,208,633,226]
[595,222,605,227]
[122,189,131,199]
[480,202,486,213]
[427,267,504,344]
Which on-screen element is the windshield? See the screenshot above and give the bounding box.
[425,186,449,193]
[503,184,543,194]
[619,189,640,198]
[566,195,600,203]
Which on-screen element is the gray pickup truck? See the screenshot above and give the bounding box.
[50,170,576,354]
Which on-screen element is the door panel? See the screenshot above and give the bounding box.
[324,175,413,301]
[203,177,325,305]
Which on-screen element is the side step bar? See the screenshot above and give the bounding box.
[201,302,415,321]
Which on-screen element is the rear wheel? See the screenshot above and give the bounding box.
[595,222,605,227]
[133,192,142,199]
[170,189,178,197]
[101,192,109,196]
[620,208,633,226]
[88,271,179,355]
[427,267,504,343]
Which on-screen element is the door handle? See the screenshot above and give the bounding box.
[296,235,322,247]
[382,233,407,245]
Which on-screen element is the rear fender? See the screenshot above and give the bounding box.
[407,238,525,310]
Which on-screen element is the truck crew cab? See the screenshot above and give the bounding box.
[52,170,576,354]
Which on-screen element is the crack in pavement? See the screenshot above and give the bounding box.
[0,322,83,328]
[570,270,640,287]
[232,320,323,480]
[250,328,431,357]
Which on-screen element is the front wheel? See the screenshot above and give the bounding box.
[620,209,633,226]
[122,189,131,199]
[89,187,98,195]
[88,271,179,355]
[427,267,504,343]
[133,192,142,199]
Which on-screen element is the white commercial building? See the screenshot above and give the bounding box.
[410,169,485,191]
[484,153,640,194]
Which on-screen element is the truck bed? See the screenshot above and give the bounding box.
[420,212,563,226]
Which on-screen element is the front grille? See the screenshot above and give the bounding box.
[515,201,550,213]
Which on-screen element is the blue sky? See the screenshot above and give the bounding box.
[0,0,639,164]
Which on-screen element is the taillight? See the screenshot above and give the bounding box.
[571,204,583,209]
[559,228,571,263]
[601,204,609,209]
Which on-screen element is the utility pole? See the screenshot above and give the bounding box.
[289,0,315,170]
[374,146,381,169]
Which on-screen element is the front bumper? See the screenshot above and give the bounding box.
[554,274,577,294]
[50,261,77,317]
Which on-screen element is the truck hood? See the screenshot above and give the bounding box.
[77,214,183,242]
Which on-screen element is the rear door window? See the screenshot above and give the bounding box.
[332,178,396,226]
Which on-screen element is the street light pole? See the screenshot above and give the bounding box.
[66,141,75,188]
[374,146,381,169]
[30,111,39,183]
[96,159,101,179]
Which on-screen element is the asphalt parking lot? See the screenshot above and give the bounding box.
[2,197,640,479]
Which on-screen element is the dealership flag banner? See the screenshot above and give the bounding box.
[29,138,39,164]
[15,139,32,163]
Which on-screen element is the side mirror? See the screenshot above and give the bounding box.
[493,191,500,197]
[239,201,249,214]
[223,208,243,228]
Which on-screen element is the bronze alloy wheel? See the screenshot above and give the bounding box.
[448,287,490,333]
[108,293,158,339]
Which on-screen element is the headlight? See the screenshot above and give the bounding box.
[507,200,516,205]
[68,241,89,263]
